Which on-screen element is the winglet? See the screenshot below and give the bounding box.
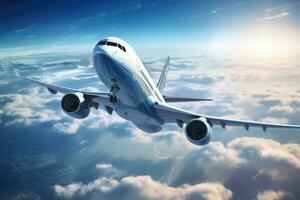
[157,56,170,92]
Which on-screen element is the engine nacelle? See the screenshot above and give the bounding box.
[61,93,90,119]
[185,117,212,146]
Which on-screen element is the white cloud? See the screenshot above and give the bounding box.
[265,1,299,13]
[53,119,83,134]
[87,110,126,129]
[54,177,118,198]
[2,87,61,126]
[1,85,125,134]
[162,135,300,184]
[260,117,289,124]
[201,141,244,165]
[257,190,291,200]
[95,162,121,176]
[54,175,232,200]
[167,141,246,185]
[256,12,290,21]
[52,110,126,134]
[96,163,113,170]
[269,105,295,114]
[54,163,122,199]
[228,137,300,180]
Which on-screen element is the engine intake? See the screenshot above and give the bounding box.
[61,94,90,119]
[185,117,212,145]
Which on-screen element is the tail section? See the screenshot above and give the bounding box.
[157,56,170,92]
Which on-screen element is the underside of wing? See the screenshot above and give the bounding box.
[154,102,300,131]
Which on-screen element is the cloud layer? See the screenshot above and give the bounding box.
[54,164,232,200]
[1,52,300,200]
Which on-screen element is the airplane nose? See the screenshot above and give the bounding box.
[93,47,119,78]
[93,44,109,57]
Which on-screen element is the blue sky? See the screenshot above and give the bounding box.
[1,0,300,55]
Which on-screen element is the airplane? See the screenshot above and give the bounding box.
[14,36,300,146]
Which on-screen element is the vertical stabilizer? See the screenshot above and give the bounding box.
[157,56,170,92]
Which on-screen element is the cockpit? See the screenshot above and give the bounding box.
[97,39,127,52]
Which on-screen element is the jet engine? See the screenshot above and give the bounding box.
[185,117,212,145]
[61,93,90,119]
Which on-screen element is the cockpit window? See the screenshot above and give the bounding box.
[97,40,107,45]
[107,41,118,47]
[99,40,127,52]
[118,44,122,50]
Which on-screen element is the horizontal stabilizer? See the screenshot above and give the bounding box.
[163,96,213,103]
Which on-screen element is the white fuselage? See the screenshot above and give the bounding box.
[93,37,164,132]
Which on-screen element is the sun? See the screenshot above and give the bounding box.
[207,25,299,57]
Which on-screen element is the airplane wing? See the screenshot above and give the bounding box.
[14,69,111,109]
[154,102,300,131]
[14,69,109,97]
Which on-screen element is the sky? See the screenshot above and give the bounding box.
[1,0,300,200]
[1,0,300,57]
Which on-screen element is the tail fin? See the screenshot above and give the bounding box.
[157,56,170,92]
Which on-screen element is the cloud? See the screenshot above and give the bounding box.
[260,117,289,124]
[3,53,300,199]
[1,86,125,134]
[165,136,300,187]
[210,1,245,14]
[96,163,113,170]
[53,119,83,134]
[257,190,292,200]
[265,1,299,12]
[256,12,290,21]
[54,177,118,198]
[54,174,232,200]
[228,137,300,180]
[168,141,245,185]
[179,1,245,20]
[1,61,124,134]
[106,176,232,200]
[269,105,295,114]
[79,16,95,22]
[52,110,126,134]
[87,110,126,129]
[96,162,121,176]
[2,87,61,126]
[4,23,39,35]
[129,128,197,157]
[111,3,142,15]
